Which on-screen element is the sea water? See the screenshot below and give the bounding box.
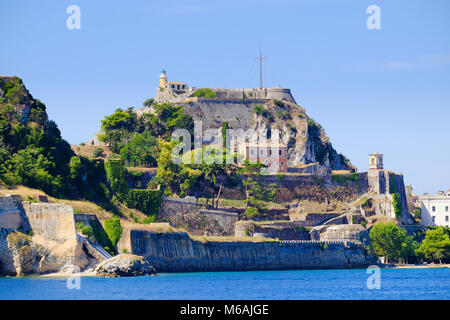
[0,268,449,300]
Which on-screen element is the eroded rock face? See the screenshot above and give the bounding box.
[4,231,48,276]
[95,254,156,277]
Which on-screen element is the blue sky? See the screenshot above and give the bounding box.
[1,0,449,195]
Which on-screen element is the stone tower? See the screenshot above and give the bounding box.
[159,69,167,87]
[368,153,386,194]
[369,153,384,170]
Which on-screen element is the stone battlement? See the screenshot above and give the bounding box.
[154,70,296,104]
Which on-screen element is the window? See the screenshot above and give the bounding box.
[432,206,436,212]
[279,150,282,155]
[432,216,435,222]
[446,216,449,222]
[446,206,449,212]
[269,150,272,156]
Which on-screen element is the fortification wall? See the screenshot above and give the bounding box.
[0,195,29,231]
[220,173,369,203]
[389,173,414,224]
[211,88,295,103]
[234,221,311,240]
[22,202,77,242]
[129,231,374,272]
[158,197,238,236]
[181,99,260,130]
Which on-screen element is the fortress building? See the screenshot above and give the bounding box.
[237,142,288,173]
[155,70,296,104]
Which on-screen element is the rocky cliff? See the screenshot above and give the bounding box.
[129,231,375,272]
[179,98,352,170]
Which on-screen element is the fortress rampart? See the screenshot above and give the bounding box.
[129,231,375,272]
[211,87,295,103]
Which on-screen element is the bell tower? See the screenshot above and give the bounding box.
[369,153,384,170]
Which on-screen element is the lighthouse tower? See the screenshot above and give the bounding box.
[159,69,168,87]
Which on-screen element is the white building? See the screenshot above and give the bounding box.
[419,190,450,227]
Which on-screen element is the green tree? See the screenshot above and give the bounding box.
[143,98,154,107]
[119,132,157,167]
[99,108,137,153]
[369,222,416,263]
[416,227,450,263]
[69,156,83,180]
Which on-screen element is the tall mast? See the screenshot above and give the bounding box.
[255,49,267,89]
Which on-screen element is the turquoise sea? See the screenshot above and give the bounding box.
[0,268,449,300]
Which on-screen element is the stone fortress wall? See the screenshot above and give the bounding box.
[128,231,375,272]
[154,69,296,104]
[158,196,238,236]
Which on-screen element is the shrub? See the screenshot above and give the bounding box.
[105,160,128,196]
[81,225,93,237]
[254,105,272,119]
[360,196,371,208]
[193,88,216,98]
[331,173,359,184]
[414,208,421,218]
[123,189,162,216]
[93,147,105,158]
[104,218,123,251]
[245,206,259,219]
[274,100,284,108]
[392,193,402,218]
[142,215,157,224]
[76,222,94,238]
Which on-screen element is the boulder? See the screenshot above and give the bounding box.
[95,254,156,277]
